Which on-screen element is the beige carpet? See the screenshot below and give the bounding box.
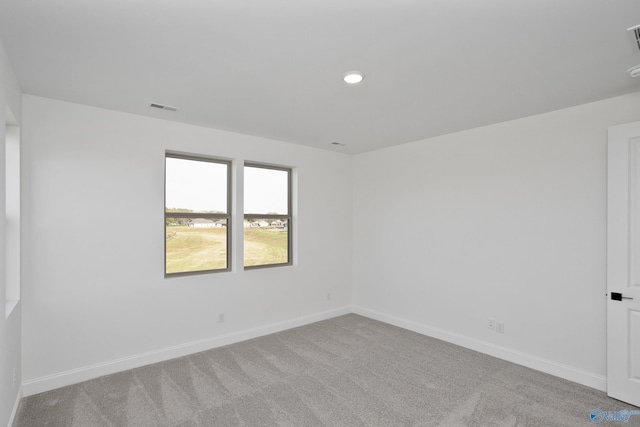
[15,314,639,426]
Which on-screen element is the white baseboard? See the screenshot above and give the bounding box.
[7,385,22,427]
[352,305,607,392]
[22,306,351,397]
[21,305,607,398]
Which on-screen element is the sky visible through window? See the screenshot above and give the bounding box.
[165,157,227,213]
[165,158,288,214]
[244,166,288,215]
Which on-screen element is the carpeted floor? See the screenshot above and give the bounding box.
[15,314,640,426]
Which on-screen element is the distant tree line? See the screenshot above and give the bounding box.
[165,207,224,226]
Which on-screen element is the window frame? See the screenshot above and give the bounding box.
[244,162,292,269]
[5,114,20,318]
[164,152,232,277]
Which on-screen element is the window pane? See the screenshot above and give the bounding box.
[5,122,20,316]
[166,218,228,274]
[244,219,289,267]
[244,166,288,215]
[166,157,228,214]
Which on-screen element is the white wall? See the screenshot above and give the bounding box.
[0,37,22,427]
[353,92,640,390]
[16,74,640,401]
[21,95,353,394]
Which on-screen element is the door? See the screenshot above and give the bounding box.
[607,121,640,406]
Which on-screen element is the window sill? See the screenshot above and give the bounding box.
[5,300,19,319]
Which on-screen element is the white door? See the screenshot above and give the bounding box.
[607,121,640,407]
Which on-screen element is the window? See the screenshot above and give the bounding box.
[5,107,20,318]
[165,153,231,276]
[244,163,292,268]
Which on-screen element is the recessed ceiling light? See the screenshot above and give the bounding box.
[628,65,640,78]
[343,71,364,84]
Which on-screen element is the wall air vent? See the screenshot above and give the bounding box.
[629,24,640,51]
[149,103,179,112]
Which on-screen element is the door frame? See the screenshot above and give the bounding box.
[607,120,640,407]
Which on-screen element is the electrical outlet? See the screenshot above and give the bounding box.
[496,322,504,333]
[327,293,331,301]
[488,319,495,330]
[218,313,225,323]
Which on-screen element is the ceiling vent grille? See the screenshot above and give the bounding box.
[629,25,640,51]
[150,103,179,112]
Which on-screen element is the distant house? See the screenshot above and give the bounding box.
[271,219,285,228]
[243,220,253,228]
[188,218,216,228]
[254,220,269,228]
[214,220,227,227]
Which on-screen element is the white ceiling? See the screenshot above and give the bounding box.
[1,0,639,154]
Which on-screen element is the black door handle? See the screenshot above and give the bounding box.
[611,292,634,301]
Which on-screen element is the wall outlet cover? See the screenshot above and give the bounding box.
[488,319,495,330]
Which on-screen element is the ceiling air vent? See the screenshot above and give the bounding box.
[629,24,640,51]
[149,103,179,112]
